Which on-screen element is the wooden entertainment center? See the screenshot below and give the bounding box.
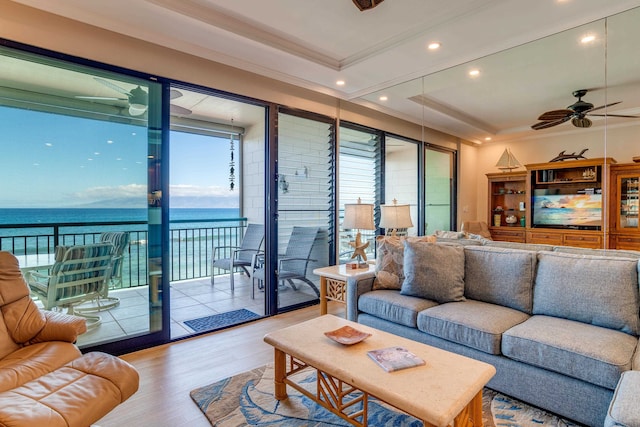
[487,158,640,250]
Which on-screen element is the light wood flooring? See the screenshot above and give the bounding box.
[95,302,346,426]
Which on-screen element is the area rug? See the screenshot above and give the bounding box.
[190,364,582,426]
[184,309,261,333]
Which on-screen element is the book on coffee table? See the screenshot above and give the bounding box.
[367,346,426,372]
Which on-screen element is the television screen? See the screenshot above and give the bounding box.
[532,193,602,228]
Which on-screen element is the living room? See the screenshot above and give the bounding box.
[2,1,640,426]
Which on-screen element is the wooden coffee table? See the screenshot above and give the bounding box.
[263,314,496,427]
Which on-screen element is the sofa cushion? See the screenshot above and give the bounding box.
[464,246,536,313]
[358,290,438,328]
[0,342,81,392]
[417,300,530,355]
[401,241,465,303]
[533,252,640,335]
[502,315,637,390]
[372,235,436,290]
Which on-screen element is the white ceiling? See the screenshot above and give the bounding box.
[9,0,640,144]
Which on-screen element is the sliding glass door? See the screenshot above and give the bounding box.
[0,45,166,350]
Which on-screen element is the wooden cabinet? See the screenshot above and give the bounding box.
[486,172,526,242]
[609,163,640,250]
[524,157,616,249]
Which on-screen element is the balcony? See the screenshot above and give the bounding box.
[1,218,316,346]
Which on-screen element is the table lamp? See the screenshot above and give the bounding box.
[379,199,413,237]
[343,198,375,269]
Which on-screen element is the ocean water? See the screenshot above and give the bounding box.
[0,208,240,228]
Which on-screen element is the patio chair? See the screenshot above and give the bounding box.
[68,231,131,313]
[100,231,130,289]
[26,242,115,330]
[252,226,320,299]
[211,223,264,291]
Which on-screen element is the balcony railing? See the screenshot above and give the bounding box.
[0,218,248,287]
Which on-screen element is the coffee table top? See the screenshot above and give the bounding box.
[264,314,496,426]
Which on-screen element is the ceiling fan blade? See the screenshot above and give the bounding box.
[585,101,622,113]
[532,116,571,130]
[170,104,192,115]
[538,109,572,121]
[94,77,131,96]
[170,89,183,100]
[588,113,640,118]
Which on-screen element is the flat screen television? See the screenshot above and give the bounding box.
[531,191,602,229]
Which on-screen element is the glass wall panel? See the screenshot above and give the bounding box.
[425,148,455,234]
[339,124,381,262]
[0,45,164,349]
[384,136,419,236]
[275,110,333,310]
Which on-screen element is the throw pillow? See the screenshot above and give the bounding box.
[373,235,436,290]
[400,241,465,303]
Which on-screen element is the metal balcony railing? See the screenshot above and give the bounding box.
[0,218,248,287]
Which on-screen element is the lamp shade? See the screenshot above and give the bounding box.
[379,200,413,229]
[343,199,375,230]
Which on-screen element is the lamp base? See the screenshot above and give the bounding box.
[347,261,369,270]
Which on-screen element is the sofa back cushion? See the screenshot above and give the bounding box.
[400,241,465,303]
[533,252,640,335]
[464,246,537,313]
[553,246,640,259]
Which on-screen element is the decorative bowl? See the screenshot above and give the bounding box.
[324,325,371,345]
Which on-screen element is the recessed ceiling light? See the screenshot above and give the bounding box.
[45,143,52,147]
[581,35,596,44]
[485,137,492,141]
[469,69,480,77]
[336,80,345,86]
[379,96,388,101]
[427,42,441,50]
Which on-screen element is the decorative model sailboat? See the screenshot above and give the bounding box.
[495,148,521,172]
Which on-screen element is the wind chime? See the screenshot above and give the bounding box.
[229,119,235,191]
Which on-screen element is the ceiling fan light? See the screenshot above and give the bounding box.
[571,117,592,128]
[128,103,147,116]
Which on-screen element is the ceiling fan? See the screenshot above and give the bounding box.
[531,89,639,130]
[76,77,192,116]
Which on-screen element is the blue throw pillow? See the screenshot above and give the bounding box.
[400,241,465,303]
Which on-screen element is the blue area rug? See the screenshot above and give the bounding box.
[190,364,583,426]
[184,309,261,332]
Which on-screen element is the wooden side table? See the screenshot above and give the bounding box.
[312,264,375,316]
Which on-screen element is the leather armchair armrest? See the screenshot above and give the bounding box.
[28,311,87,344]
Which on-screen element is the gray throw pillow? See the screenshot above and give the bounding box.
[400,241,465,303]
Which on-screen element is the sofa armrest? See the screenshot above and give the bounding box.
[28,311,87,344]
[346,272,375,321]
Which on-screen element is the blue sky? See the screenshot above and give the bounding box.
[0,106,237,208]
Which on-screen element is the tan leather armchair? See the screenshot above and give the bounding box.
[0,251,139,427]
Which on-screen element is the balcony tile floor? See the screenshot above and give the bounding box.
[74,273,319,347]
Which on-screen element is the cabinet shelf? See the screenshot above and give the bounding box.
[609,163,640,249]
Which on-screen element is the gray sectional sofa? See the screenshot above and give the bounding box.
[346,237,640,426]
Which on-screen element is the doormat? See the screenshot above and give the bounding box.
[184,309,261,333]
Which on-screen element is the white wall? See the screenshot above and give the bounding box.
[241,123,265,225]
